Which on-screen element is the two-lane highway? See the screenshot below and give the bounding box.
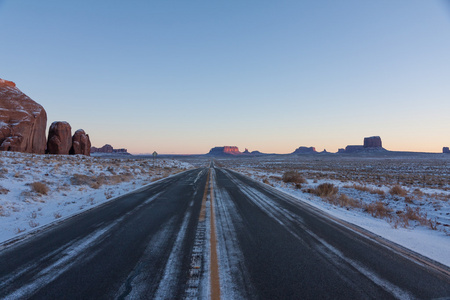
[1,165,449,299]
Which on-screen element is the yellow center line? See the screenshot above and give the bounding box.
[199,169,210,222]
[209,168,221,300]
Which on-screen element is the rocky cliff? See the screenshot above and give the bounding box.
[0,79,47,154]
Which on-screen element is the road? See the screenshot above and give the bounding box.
[0,165,449,299]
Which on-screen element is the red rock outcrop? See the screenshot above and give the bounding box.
[208,146,241,155]
[47,121,72,155]
[70,129,91,156]
[0,79,47,154]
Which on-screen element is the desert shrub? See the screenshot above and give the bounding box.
[54,212,62,219]
[0,205,9,217]
[365,201,392,219]
[313,183,339,197]
[282,171,306,184]
[71,174,93,186]
[31,182,49,195]
[389,185,408,196]
[337,194,361,208]
[412,188,424,197]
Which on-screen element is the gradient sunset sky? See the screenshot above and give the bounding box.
[1,1,449,154]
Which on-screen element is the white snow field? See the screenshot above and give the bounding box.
[0,151,193,244]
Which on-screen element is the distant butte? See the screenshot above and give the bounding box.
[340,136,387,153]
[208,146,241,155]
[292,146,317,154]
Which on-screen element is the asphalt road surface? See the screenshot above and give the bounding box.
[0,165,449,299]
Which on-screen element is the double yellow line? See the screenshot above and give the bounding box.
[199,167,221,299]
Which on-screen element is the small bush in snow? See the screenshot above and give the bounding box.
[390,185,408,197]
[282,171,306,184]
[313,183,338,197]
[31,182,49,195]
[0,186,10,194]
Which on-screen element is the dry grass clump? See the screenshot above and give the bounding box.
[31,182,49,195]
[71,173,135,189]
[337,194,361,208]
[0,205,9,217]
[311,183,339,197]
[0,186,9,195]
[325,194,361,208]
[389,185,408,196]
[343,184,385,196]
[364,201,392,219]
[282,171,306,184]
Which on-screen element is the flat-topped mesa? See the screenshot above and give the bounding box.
[0,78,47,154]
[91,144,113,153]
[208,146,241,155]
[444,147,450,154]
[364,136,382,148]
[292,146,317,154]
[91,144,130,155]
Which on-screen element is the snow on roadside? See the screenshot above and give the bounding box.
[236,168,450,267]
[0,151,193,244]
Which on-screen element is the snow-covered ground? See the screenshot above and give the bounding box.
[0,151,193,244]
[233,167,450,267]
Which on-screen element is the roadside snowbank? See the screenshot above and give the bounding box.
[0,152,193,244]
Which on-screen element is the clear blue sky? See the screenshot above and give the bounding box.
[1,0,449,154]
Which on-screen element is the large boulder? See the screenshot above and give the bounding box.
[70,129,91,156]
[47,121,72,154]
[364,136,382,148]
[0,79,47,154]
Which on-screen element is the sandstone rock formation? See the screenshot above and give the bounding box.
[364,136,382,148]
[293,146,317,154]
[91,144,129,154]
[70,129,91,156]
[0,79,47,154]
[243,148,250,154]
[444,147,450,154]
[208,146,241,155]
[47,121,72,155]
[91,144,113,153]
